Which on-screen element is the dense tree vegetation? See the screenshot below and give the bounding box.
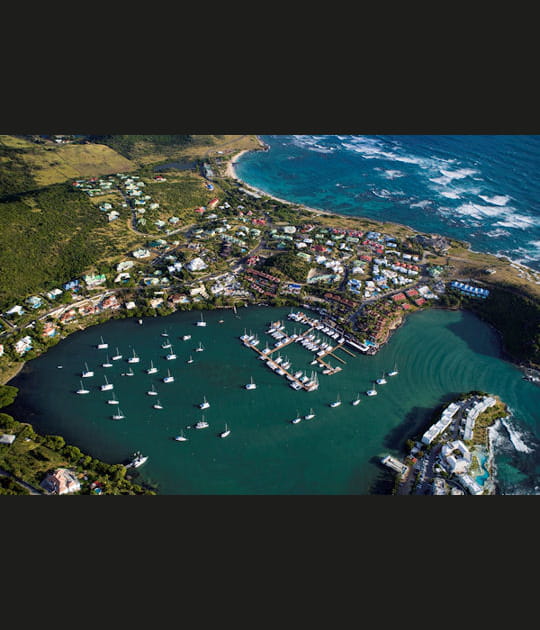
[0,144,36,198]
[86,135,194,160]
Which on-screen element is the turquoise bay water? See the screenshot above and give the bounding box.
[8,307,540,494]
[236,135,540,270]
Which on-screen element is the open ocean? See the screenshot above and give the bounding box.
[235,135,540,270]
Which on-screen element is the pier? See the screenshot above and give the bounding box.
[242,338,318,392]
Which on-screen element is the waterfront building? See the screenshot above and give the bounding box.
[421,402,461,445]
[40,468,81,495]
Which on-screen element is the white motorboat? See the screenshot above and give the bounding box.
[126,451,148,468]
[182,334,192,341]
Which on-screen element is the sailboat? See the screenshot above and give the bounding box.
[112,405,125,420]
[102,354,113,368]
[161,329,169,337]
[388,362,399,377]
[195,342,204,352]
[76,380,90,395]
[127,349,140,363]
[245,376,256,390]
[175,429,188,442]
[330,394,342,408]
[146,360,158,374]
[220,423,231,438]
[107,394,119,405]
[147,384,158,396]
[199,396,210,410]
[196,313,207,327]
[195,415,209,429]
[352,393,361,406]
[97,336,108,349]
[153,399,163,410]
[187,355,194,364]
[100,375,114,391]
[304,408,316,420]
[366,383,378,396]
[291,410,302,424]
[163,369,174,383]
[161,340,172,349]
[81,362,94,378]
[125,367,134,376]
[112,347,122,361]
[376,372,387,385]
[166,346,177,360]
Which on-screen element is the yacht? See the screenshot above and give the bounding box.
[366,384,378,396]
[111,406,125,420]
[352,393,361,406]
[81,362,94,378]
[138,319,143,325]
[100,375,114,391]
[102,355,113,368]
[195,342,204,352]
[387,363,399,377]
[376,373,387,385]
[97,336,108,349]
[196,313,207,327]
[146,361,158,374]
[147,385,158,396]
[304,408,316,420]
[182,334,192,341]
[161,340,172,349]
[166,347,177,360]
[112,347,122,361]
[163,369,174,384]
[220,423,231,438]
[245,377,257,390]
[153,399,163,410]
[175,430,188,442]
[330,394,342,408]
[107,394,119,405]
[161,330,169,337]
[76,380,90,395]
[126,451,148,468]
[195,416,209,429]
[199,396,210,410]
[187,355,194,364]
[291,411,302,424]
[127,349,140,364]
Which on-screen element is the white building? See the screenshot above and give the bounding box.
[187,257,208,272]
[421,402,461,445]
[41,468,81,495]
[116,260,135,272]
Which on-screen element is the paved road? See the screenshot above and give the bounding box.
[0,467,44,495]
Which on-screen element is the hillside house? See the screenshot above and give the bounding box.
[40,468,81,495]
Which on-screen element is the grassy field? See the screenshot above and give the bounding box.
[20,143,135,186]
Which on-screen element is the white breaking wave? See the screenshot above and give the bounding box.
[439,167,478,181]
[478,194,511,206]
[410,200,432,209]
[485,228,511,238]
[290,135,336,153]
[500,417,535,454]
[383,169,405,179]
[440,191,462,199]
[527,240,540,251]
[494,213,538,229]
[453,202,507,220]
